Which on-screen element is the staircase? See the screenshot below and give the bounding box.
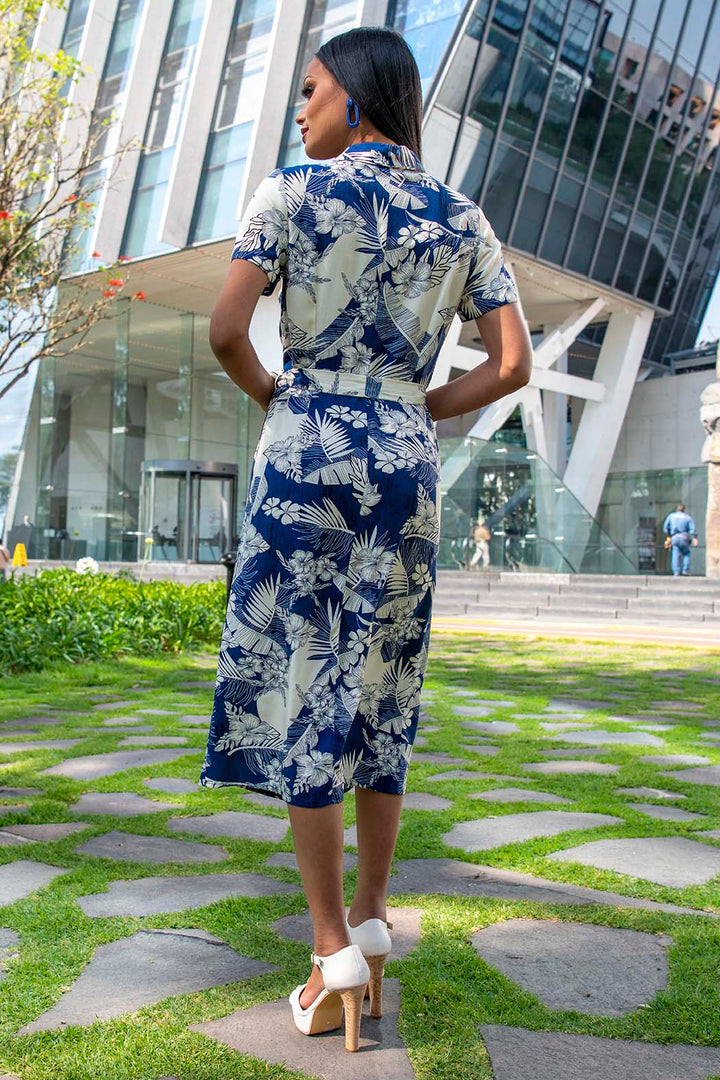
[433,570,720,625]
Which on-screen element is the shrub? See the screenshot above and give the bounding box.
[0,568,226,674]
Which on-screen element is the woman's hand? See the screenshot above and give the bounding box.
[425,303,533,423]
[210,259,276,410]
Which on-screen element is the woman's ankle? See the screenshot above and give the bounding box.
[347,897,387,925]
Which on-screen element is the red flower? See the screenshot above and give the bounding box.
[91,251,101,258]
[81,201,92,209]
[107,277,124,287]
[65,193,77,202]
[132,291,147,301]
[118,255,131,262]
[0,210,11,220]
[102,289,116,298]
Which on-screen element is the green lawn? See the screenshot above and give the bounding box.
[0,635,718,1079]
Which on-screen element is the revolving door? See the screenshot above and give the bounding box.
[139,460,238,563]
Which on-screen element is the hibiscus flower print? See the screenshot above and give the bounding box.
[314,197,361,237]
[392,255,433,298]
[265,435,302,481]
[293,749,336,794]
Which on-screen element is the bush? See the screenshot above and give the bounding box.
[0,568,226,674]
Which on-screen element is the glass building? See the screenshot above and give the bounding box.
[2,0,718,575]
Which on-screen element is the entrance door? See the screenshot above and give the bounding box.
[191,475,233,563]
[141,472,186,562]
[139,460,237,563]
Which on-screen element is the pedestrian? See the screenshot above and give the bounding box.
[200,26,532,1053]
[470,515,491,568]
[663,503,699,576]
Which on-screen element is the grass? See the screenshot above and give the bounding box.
[0,634,718,1078]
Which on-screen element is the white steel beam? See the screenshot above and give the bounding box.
[533,297,605,370]
[357,0,390,22]
[93,0,174,263]
[159,0,237,249]
[33,3,66,53]
[531,367,605,403]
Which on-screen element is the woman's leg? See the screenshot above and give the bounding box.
[347,787,403,925]
[287,801,350,1008]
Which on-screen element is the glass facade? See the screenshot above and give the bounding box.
[122,0,206,258]
[408,0,720,356]
[190,0,275,242]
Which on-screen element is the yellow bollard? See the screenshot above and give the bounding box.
[11,543,28,567]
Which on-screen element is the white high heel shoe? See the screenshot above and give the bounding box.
[346,917,392,1018]
[289,943,369,1053]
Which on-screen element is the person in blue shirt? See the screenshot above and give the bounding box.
[662,503,699,576]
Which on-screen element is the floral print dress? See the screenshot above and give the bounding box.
[200,142,517,807]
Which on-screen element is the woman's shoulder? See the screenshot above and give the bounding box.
[427,177,490,235]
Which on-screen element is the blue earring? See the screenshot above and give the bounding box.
[346,96,360,128]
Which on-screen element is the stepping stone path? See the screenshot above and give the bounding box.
[444,810,619,852]
[641,754,710,766]
[144,778,196,794]
[479,1025,720,1080]
[661,765,720,786]
[70,792,175,816]
[539,722,592,731]
[191,977,414,1080]
[137,708,175,716]
[387,859,712,916]
[627,803,705,822]
[0,823,89,844]
[427,770,489,782]
[265,851,358,872]
[412,752,468,765]
[649,700,703,711]
[243,791,287,810]
[549,698,610,711]
[461,720,519,735]
[103,724,154,733]
[119,736,189,747]
[0,929,19,982]
[92,700,139,711]
[272,906,422,959]
[453,705,493,717]
[2,717,65,728]
[460,744,500,757]
[178,681,214,690]
[0,806,28,817]
[549,729,664,746]
[22,929,274,1032]
[43,747,197,779]
[402,792,452,810]
[167,811,288,844]
[175,715,209,726]
[0,861,67,906]
[74,830,228,864]
[521,761,620,775]
[548,836,720,887]
[539,748,609,758]
[469,787,570,804]
[521,713,587,720]
[616,786,686,800]
[77,872,299,917]
[457,698,517,708]
[0,740,81,754]
[471,918,669,1015]
[101,717,146,726]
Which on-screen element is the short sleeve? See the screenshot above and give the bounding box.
[457,209,518,322]
[231,170,288,296]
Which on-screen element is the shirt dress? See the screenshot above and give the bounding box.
[200,141,517,807]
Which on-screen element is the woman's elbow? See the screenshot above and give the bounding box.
[209,312,247,359]
[505,346,533,390]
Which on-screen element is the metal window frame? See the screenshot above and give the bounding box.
[587,0,668,282]
[534,0,611,258]
[422,0,479,119]
[506,0,576,248]
[440,0,501,188]
[476,3,537,209]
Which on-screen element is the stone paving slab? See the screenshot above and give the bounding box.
[0,806,28,817]
[521,761,620,775]
[641,754,711,766]
[703,830,720,840]
[479,1025,720,1080]
[548,836,720,887]
[167,811,288,844]
[265,851,358,873]
[137,708,175,716]
[102,725,154,733]
[427,770,489,782]
[649,700,704,711]
[660,765,720,786]
[0,929,19,982]
[520,713,587,721]
[272,907,422,960]
[2,717,65,728]
[100,717,146,727]
[22,928,275,1032]
[539,748,609,758]
[539,722,593,732]
[461,720,519,735]
[43,747,197,779]
[549,730,664,746]
[70,792,175,816]
[344,825,358,847]
[616,786,687,800]
[628,803,706,822]
[0,861,67,906]
[460,744,500,757]
[92,700,139,712]
[549,698,610,711]
[175,715,210,726]
[443,811,619,852]
[411,753,469,765]
[452,705,493,717]
[242,791,288,810]
[0,740,82,754]
[119,736,189,747]
[459,698,517,709]
[74,830,228,864]
[0,823,90,843]
[190,977,414,1080]
[471,918,669,1015]
[469,787,571,805]
[386,859,714,916]
[77,872,300,917]
[402,792,453,810]
[460,773,533,783]
[0,787,41,799]
[144,778,197,794]
[178,681,214,690]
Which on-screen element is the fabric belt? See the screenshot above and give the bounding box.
[275,366,426,405]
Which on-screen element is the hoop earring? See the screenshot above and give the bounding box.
[346,97,360,128]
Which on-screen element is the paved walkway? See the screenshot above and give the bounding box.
[432,615,720,648]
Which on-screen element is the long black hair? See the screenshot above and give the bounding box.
[316,27,423,160]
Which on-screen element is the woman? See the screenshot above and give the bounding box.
[201,26,532,1052]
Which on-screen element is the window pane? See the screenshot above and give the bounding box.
[640,137,673,212]
[448,125,493,200]
[615,212,651,293]
[537,65,582,165]
[481,142,528,240]
[390,0,470,89]
[541,171,581,263]
[566,89,605,179]
[593,201,630,284]
[526,0,566,63]
[617,118,653,206]
[511,158,554,252]
[636,220,672,300]
[502,47,551,152]
[591,103,630,192]
[466,27,517,132]
[567,187,607,274]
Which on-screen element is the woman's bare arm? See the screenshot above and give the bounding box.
[425,302,533,423]
[209,259,276,411]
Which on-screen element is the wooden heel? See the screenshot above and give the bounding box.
[340,983,367,1052]
[367,954,387,1018]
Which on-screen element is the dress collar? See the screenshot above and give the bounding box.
[341,141,423,172]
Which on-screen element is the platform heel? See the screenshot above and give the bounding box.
[290,943,369,1053]
[346,917,393,1018]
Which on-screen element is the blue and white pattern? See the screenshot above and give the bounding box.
[200,142,517,807]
